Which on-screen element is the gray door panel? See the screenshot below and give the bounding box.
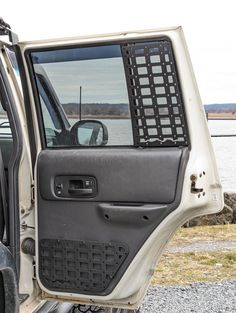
[39,148,182,203]
[37,147,189,296]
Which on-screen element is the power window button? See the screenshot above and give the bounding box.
[55,183,63,195]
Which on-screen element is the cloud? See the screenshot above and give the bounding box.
[4,0,236,104]
[43,57,129,104]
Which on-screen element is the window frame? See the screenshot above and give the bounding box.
[25,36,189,150]
[0,51,23,275]
[36,74,70,132]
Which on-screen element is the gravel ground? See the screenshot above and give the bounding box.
[140,280,236,313]
[73,238,236,313]
[166,240,236,253]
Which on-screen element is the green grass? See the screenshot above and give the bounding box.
[152,250,236,285]
[151,225,236,285]
[225,252,236,262]
[169,224,236,246]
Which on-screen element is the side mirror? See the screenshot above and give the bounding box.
[71,120,108,146]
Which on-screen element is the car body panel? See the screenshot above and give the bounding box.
[0,26,223,311]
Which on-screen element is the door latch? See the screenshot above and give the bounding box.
[54,175,97,198]
[190,174,203,194]
[31,184,35,203]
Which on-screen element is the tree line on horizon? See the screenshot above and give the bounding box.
[61,102,236,117]
[62,102,130,117]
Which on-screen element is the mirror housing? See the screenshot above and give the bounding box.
[71,120,108,146]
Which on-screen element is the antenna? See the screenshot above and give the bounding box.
[79,86,82,120]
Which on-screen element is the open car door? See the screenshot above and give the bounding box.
[16,27,223,309]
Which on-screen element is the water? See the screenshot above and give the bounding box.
[72,118,236,192]
[208,120,236,192]
[102,119,236,191]
[0,117,235,192]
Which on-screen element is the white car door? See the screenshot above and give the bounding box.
[15,27,223,310]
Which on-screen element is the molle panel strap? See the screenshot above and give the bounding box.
[122,39,189,147]
[39,239,129,294]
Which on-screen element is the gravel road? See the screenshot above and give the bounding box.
[140,280,236,313]
[166,240,236,253]
[139,239,236,312]
[74,239,236,313]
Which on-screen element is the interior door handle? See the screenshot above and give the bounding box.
[68,188,93,196]
[54,176,97,198]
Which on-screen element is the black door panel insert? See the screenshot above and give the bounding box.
[122,39,189,147]
[39,239,129,294]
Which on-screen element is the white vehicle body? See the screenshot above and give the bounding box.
[0,22,223,313]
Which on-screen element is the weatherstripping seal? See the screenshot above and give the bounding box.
[14,45,37,170]
[0,56,22,276]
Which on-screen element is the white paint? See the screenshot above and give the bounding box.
[17,27,223,309]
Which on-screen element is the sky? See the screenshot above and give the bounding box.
[1,0,236,105]
[43,58,129,104]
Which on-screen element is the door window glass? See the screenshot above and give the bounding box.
[30,39,189,148]
[31,45,133,146]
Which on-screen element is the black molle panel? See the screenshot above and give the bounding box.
[122,39,189,147]
[39,239,129,294]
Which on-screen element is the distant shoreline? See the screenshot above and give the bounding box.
[2,112,236,121]
[68,112,236,121]
[207,112,236,120]
[67,115,130,120]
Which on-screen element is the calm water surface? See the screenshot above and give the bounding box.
[99,119,236,192]
[208,120,236,192]
[1,117,235,192]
